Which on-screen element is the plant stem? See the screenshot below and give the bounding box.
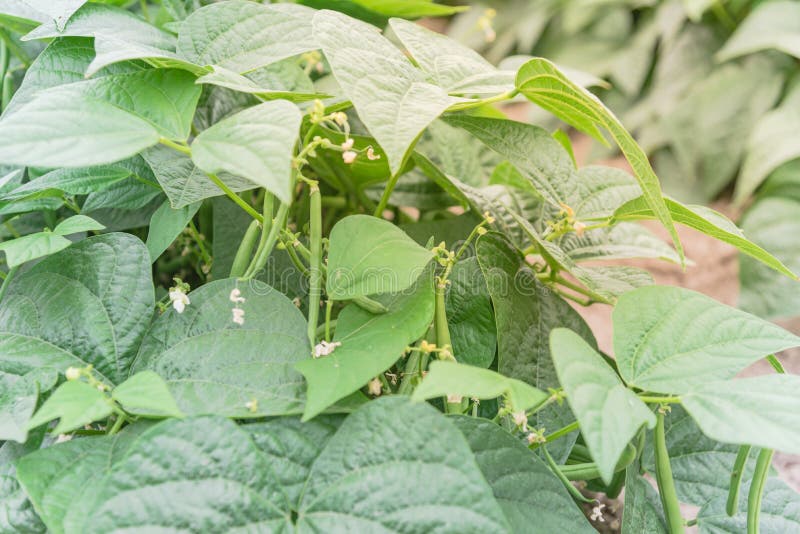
[434,279,461,413]
[188,220,211,266]
[445,89,519,112]
[107,413,126,435]
[324,300,333,341]
[766,354,786,374]
[639,395,682,404]
[373,172,400,217]
[529,421,579,449]
[159,137,191,155]
[748,448,774,534]
[0,265,18,302]
[207,173,263,223]
[655,411,685,533]
[727,445,751,516]
[307,184,322,347]
[543,446,594,504]
[243,202,289,279]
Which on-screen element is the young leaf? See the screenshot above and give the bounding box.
[191,100,302,203]
[550,328,655,484]
[613,286,800,394]
[412,361,549,413]
[111,371,183,418]
[326,214,434,299]
[0,370,57,443]
[682,375,800,455]
[446,257,497,368]
[145,200,201,262]
[716,1,800,61]
[177,1,317,73]
[53,215,104,236]
[344,0,467,18]
[297,268,435,420]
[133,279,318,418]
[613,196,797,279]
[0,233,72,268]
[312,9,458,173]
[451,416,595,533]
[26,380,113,435]
[515,58,683,262]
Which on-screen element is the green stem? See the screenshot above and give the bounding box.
[445,89,519,112]
[530,421,579,449]
[766,354,785,374]
[307,184,323,347]
[543,446,595,504]
[373,172,401,218]
[712,1,736,31]
[243,202,290,279]
[639,395,682,404]
[159,137,191,155]
[230,220,261,277]
[435,279,460,413]
[107,413,126,435]
[0,265,18,302]
[655,411,686,534]
[324,300,333,341]
[727,445,751,516]
[188,220,211,266]
[748,448,774,534]
[207,173,263,223]
[284,241,310,277]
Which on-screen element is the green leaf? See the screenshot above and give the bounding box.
[389,18,501,93]
[111,371,183,418]
[145,200,201,262]
[53,215,104,235]
[23,4,190,77]
[734,87,800,203]
[515,58,683,262]
[550,327,655,484]
[573,166,642,220]
[613,286,800,393]
[297,268,435,420]
[561,223,680,264]
[1,166,132,201]
[0,233,71,268]
[682,375,800,455]
[613,196,797,279]
[451,416,595,533]
[196,65,326,102]
[20,0,84,30]
[313,9,458,173]
[621,461,668,534]
[27,380,113,435]
[476,232,595,461]
[0,233,154,441]
[717,1,800,61]
[191,100,301,203]
[0,370,57,443]
[413,361,549,412]
[177,0,317,73]
[142,145,254,209]
[0,430,47,533]
[446,257,497,368]
[348,0,467,18]
[695,478,800,533]
[326,214,434,299]
[739,197,800,319]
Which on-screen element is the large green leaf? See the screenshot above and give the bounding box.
[550,327,655,483]
[476,232,594,461]
[19,399,509,533]
[613,196,796,279]
[326,214,434,300]
[111,371,183,418]
[142,145,254,209]
[446,257,497,368]
[695,478,800,533]
[560,222,680,264]
[1,166,132,201]
[347,0,466,18]
[313,9,458,173]
[613,286,800,393]
[739,196,800,319]
[133,278,313,418]
[145,200,201,261]
[297,268,435,420]
[621,461,668,534]
[20,0,84,30]
[0,433,46,533]
[682,375,800,455]
[717,1,800,61]
[451,416,594,533]
[196,63,324,102]
[177,0,317,73]
[515,58,682,261]
[0,215,104,268]
[191,100,301,203]
[412,361,549,412]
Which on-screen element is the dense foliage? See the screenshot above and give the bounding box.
[0,1,799,532]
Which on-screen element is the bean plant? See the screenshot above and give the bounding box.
[0,1,799,533]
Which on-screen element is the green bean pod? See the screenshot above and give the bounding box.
[727,444,751,516]
[654,411,685,533]
[307,185,322,346]
[229,220,260,278]
[747,448,774,534]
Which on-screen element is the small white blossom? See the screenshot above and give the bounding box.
[342,150,357,164]
[574,221,587,237]
[368,378,382,396]
[313,340,342,358]
[341,138,354,151]
[65,367,81,381]
[447,394,463,404]
[292,297,302,308]
[55,434,73,443]
[512,411,528,430]
[366,147,380,160]
[245,399,258,413]
[229,288,246,304]
[232,307,245,325]
[169,288,190,313]
[590,503,606,522]
[332,112,348,126]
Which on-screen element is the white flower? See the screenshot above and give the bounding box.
[366,146,380,160]
[332,112,348,126]
[232,307,245,325]
[447,394,463,404]
[342,150,357,164]
[229,288,246,304]
[512,411,528,430]
[65,367,81,381]
[590,503,606,522]
[245,399,258,413]
[368,378,382,396]
[341,138,354,151]
[313,340,342,358]
[169,288,190,313]
[55,434,73,443]
[574,221,587,237]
